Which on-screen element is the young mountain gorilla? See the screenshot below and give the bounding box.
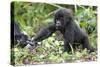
[32,8,95,53]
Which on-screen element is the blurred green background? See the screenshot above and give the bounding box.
[11,2,97,65]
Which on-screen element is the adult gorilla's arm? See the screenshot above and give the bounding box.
[33,24,56,42]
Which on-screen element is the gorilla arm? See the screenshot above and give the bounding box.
[33,24,56,42]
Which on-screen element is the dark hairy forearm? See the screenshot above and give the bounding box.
[33,25,56,42]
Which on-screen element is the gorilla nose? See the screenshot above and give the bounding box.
[56,21,61,26]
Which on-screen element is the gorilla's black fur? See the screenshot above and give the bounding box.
[11,22,28,48]
[32,8,95,53]
[27,8,95,52]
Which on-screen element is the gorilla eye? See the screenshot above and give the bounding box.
[56,16,63,20]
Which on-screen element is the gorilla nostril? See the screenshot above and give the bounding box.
[56,21,61,26]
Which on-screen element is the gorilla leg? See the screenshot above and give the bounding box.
[63,29,74,52]
[63,41,71,52]
[82,36,94,52]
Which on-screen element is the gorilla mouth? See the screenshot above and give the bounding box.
[56,26,62,30]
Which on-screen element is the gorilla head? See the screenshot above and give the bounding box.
[54,8,73,30]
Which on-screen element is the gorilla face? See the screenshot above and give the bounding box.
[54,10,64,30]
[55,16,64,30]
[54,8,73,30]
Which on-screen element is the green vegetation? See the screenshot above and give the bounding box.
[11,2,97,65]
